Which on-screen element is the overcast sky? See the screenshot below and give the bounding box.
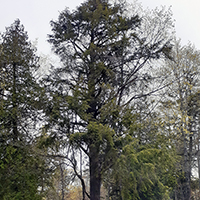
[0,0,200,55]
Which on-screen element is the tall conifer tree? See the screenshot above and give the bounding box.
[0,19,48,199]
[46,0,175,199]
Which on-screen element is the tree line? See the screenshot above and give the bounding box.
[0,0,200,199]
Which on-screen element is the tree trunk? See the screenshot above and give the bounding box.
[89,146,101,200]
[59,161,65,200]
[198,133,200,192]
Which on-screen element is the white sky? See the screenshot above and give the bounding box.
[0,0,200,55]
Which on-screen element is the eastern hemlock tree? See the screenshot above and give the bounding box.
[0,19,49,199]
[103,98,178,200]
[45,0,175,199]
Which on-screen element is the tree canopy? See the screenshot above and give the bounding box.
[45,0,176,199]
[1,1,200,200]
[0,19,51,200]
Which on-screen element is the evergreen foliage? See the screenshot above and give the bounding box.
[45,0,176,199]
[1,1,196,200]
[0,19,50,199]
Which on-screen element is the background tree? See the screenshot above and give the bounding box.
[158,40,200,200]
[103,97,178,200]
[45,0,175,199]
[0,19,51,199]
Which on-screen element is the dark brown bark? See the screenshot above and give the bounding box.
[89,145,101,200]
